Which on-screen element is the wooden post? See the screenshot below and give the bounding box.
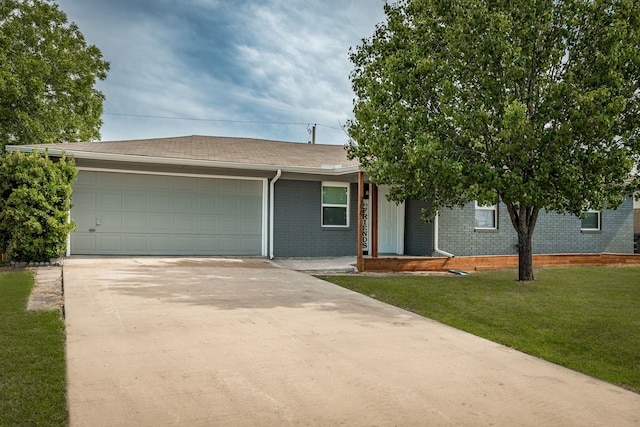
[357,172,364,270]
[370,183,379,258]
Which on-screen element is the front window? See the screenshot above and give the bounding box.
[581,210,601,231]
[322,182,349,227]
[475,202,497,229]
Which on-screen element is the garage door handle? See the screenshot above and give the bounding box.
[89,228,96,233]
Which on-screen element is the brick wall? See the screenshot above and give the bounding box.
[437,197,635,256]
[272,179,358,257]
[404,200,434,256]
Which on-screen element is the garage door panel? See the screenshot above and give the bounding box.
[148,175,172,190]
[148,235,172,252]
[122,235,147,252]
[95,213,122,232]
[71,171,263,255]
[73,234,96,252]
[174,194,196,213]
[243,221,262,234]
[196,216,219,234]
[173,236,194,252]
[72,189,96,208]
[123,174,149,189]
[148,214,172,232]
[218,179,237,193]
[123,192,149,210]
[99,191,122,210]
[77,170,97,186]
[97,172,122,187]
[242,198,263,213]
[173,176,195,191]
[150,193,173,210]
[173,215,195,233]
[240,237,262,251]
[97,235,123,252]
[122,213,148,232]
[196,198,216,213]
[73,210,96,230]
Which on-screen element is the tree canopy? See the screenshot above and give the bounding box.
[347,0,640,280]
[0,0,109,151]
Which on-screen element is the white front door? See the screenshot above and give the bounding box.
[377,186,405,254]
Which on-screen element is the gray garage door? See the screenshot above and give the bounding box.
[70,171,264,255]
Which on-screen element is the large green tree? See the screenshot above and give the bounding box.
[0,0,109,151]
[348,0,640,281]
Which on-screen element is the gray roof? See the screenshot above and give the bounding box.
[8,135,360,174]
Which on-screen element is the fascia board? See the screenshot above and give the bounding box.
[5,145,362,176]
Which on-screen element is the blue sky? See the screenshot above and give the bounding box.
[54,0,388,145]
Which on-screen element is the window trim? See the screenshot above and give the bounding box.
[581,210,601,231]
[474,201,498,230]
[321,181,349,228]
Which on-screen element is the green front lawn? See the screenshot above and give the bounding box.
[323,266,640,393]
[0,270,68,426]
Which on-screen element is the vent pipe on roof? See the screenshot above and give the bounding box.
[308,124,316,144]
[269,169,282,259]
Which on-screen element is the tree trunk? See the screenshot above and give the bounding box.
[517,229,534,281]
[505,203,540,282]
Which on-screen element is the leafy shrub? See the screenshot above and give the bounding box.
[0,150,77,261]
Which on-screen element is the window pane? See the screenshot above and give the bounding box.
[323,207,347,226]
[582,212,599,230]
[475,210,496,228]
[323,186,348,205]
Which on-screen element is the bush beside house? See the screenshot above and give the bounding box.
[0,150,76,262]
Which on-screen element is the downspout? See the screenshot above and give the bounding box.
[433,210,455,258]
[269,169,282,259]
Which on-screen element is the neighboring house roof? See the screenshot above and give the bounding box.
[6,135,360,175]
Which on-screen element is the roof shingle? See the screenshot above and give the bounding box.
[21,135,358,170]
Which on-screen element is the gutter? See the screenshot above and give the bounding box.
[4,145,360,176]
[433,210,455,258]
[269,169,282,259]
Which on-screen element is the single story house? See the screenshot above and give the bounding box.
[7,135,636,261]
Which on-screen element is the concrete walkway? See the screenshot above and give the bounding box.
[63,257,640,426]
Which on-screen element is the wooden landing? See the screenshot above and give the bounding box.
[357,253,640,272]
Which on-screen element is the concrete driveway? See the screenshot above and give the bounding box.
[64,257,640,426]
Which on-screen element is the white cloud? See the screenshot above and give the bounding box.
[54,0,387,144]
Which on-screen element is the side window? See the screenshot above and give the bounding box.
[322,182,349,227]
[581,210,601,231]
[475,202,497,229]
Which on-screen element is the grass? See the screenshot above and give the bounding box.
[0,269,68,426]
[322,266,640,393]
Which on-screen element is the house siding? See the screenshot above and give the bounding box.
[273,179,358,257]
[404,200,434,256]
[437,197,635,256]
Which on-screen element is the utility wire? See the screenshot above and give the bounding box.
[104,112,343,131]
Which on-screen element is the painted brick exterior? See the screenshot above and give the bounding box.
[273,179,634,257]
[436,197,635,256]
[405,200,434,256]
[273,179,358,257]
